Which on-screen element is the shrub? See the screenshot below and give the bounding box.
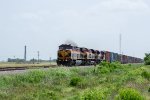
[141,71,150,80]
[70,77,82,86]
[148,88,150,92]
[115,88,144,100]
[99,61,110,67]
[38,91,58,100]
[99,67,110,74]
[144,53,150,65]
[0,92,8,100]
[77,80,87,89]
[82,89,106,100]
[96,61,122,74]
[0,76,13,88]
[128,64,131,66]
[110,62,122,69]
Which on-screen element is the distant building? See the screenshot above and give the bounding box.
[8,58,24,62]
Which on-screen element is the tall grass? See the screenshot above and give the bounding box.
[0,62,149,99]
[115,88,145,100]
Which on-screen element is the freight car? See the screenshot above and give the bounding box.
[57,44,143,66]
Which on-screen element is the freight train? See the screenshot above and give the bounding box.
[57,44,143,66]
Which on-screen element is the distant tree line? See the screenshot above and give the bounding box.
[8,58,25,63]
[7,58,56,64]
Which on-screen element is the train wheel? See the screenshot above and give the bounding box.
[68,60,73,67]
[69,62,72,67]
[57,61,61,66]
[57,63,61,66]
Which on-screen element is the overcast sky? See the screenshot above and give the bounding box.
[0,0,150,61]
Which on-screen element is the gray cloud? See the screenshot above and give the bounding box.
[0,0,150,61]
[95,0,149,11]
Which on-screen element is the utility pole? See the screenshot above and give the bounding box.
[14,56,16,59]
[33,58,35,64]
[50,57,51,65]
[24,45,27,62]
[37,51,39,64]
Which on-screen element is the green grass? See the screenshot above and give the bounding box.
[0,62,150,100]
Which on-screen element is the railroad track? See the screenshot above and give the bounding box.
[0,65,57,71]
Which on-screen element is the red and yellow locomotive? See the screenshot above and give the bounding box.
[57,44,102,66]
[57,44,143,66]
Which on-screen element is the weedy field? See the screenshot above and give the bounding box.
[0,62,150,100]
[0,62,56,68]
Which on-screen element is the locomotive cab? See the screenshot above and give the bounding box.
[57,44,81,66]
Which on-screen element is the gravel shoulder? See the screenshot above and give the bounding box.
[0,65,94,75]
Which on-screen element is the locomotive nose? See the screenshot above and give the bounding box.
[60,50,70,58]
[61,50,66,58]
